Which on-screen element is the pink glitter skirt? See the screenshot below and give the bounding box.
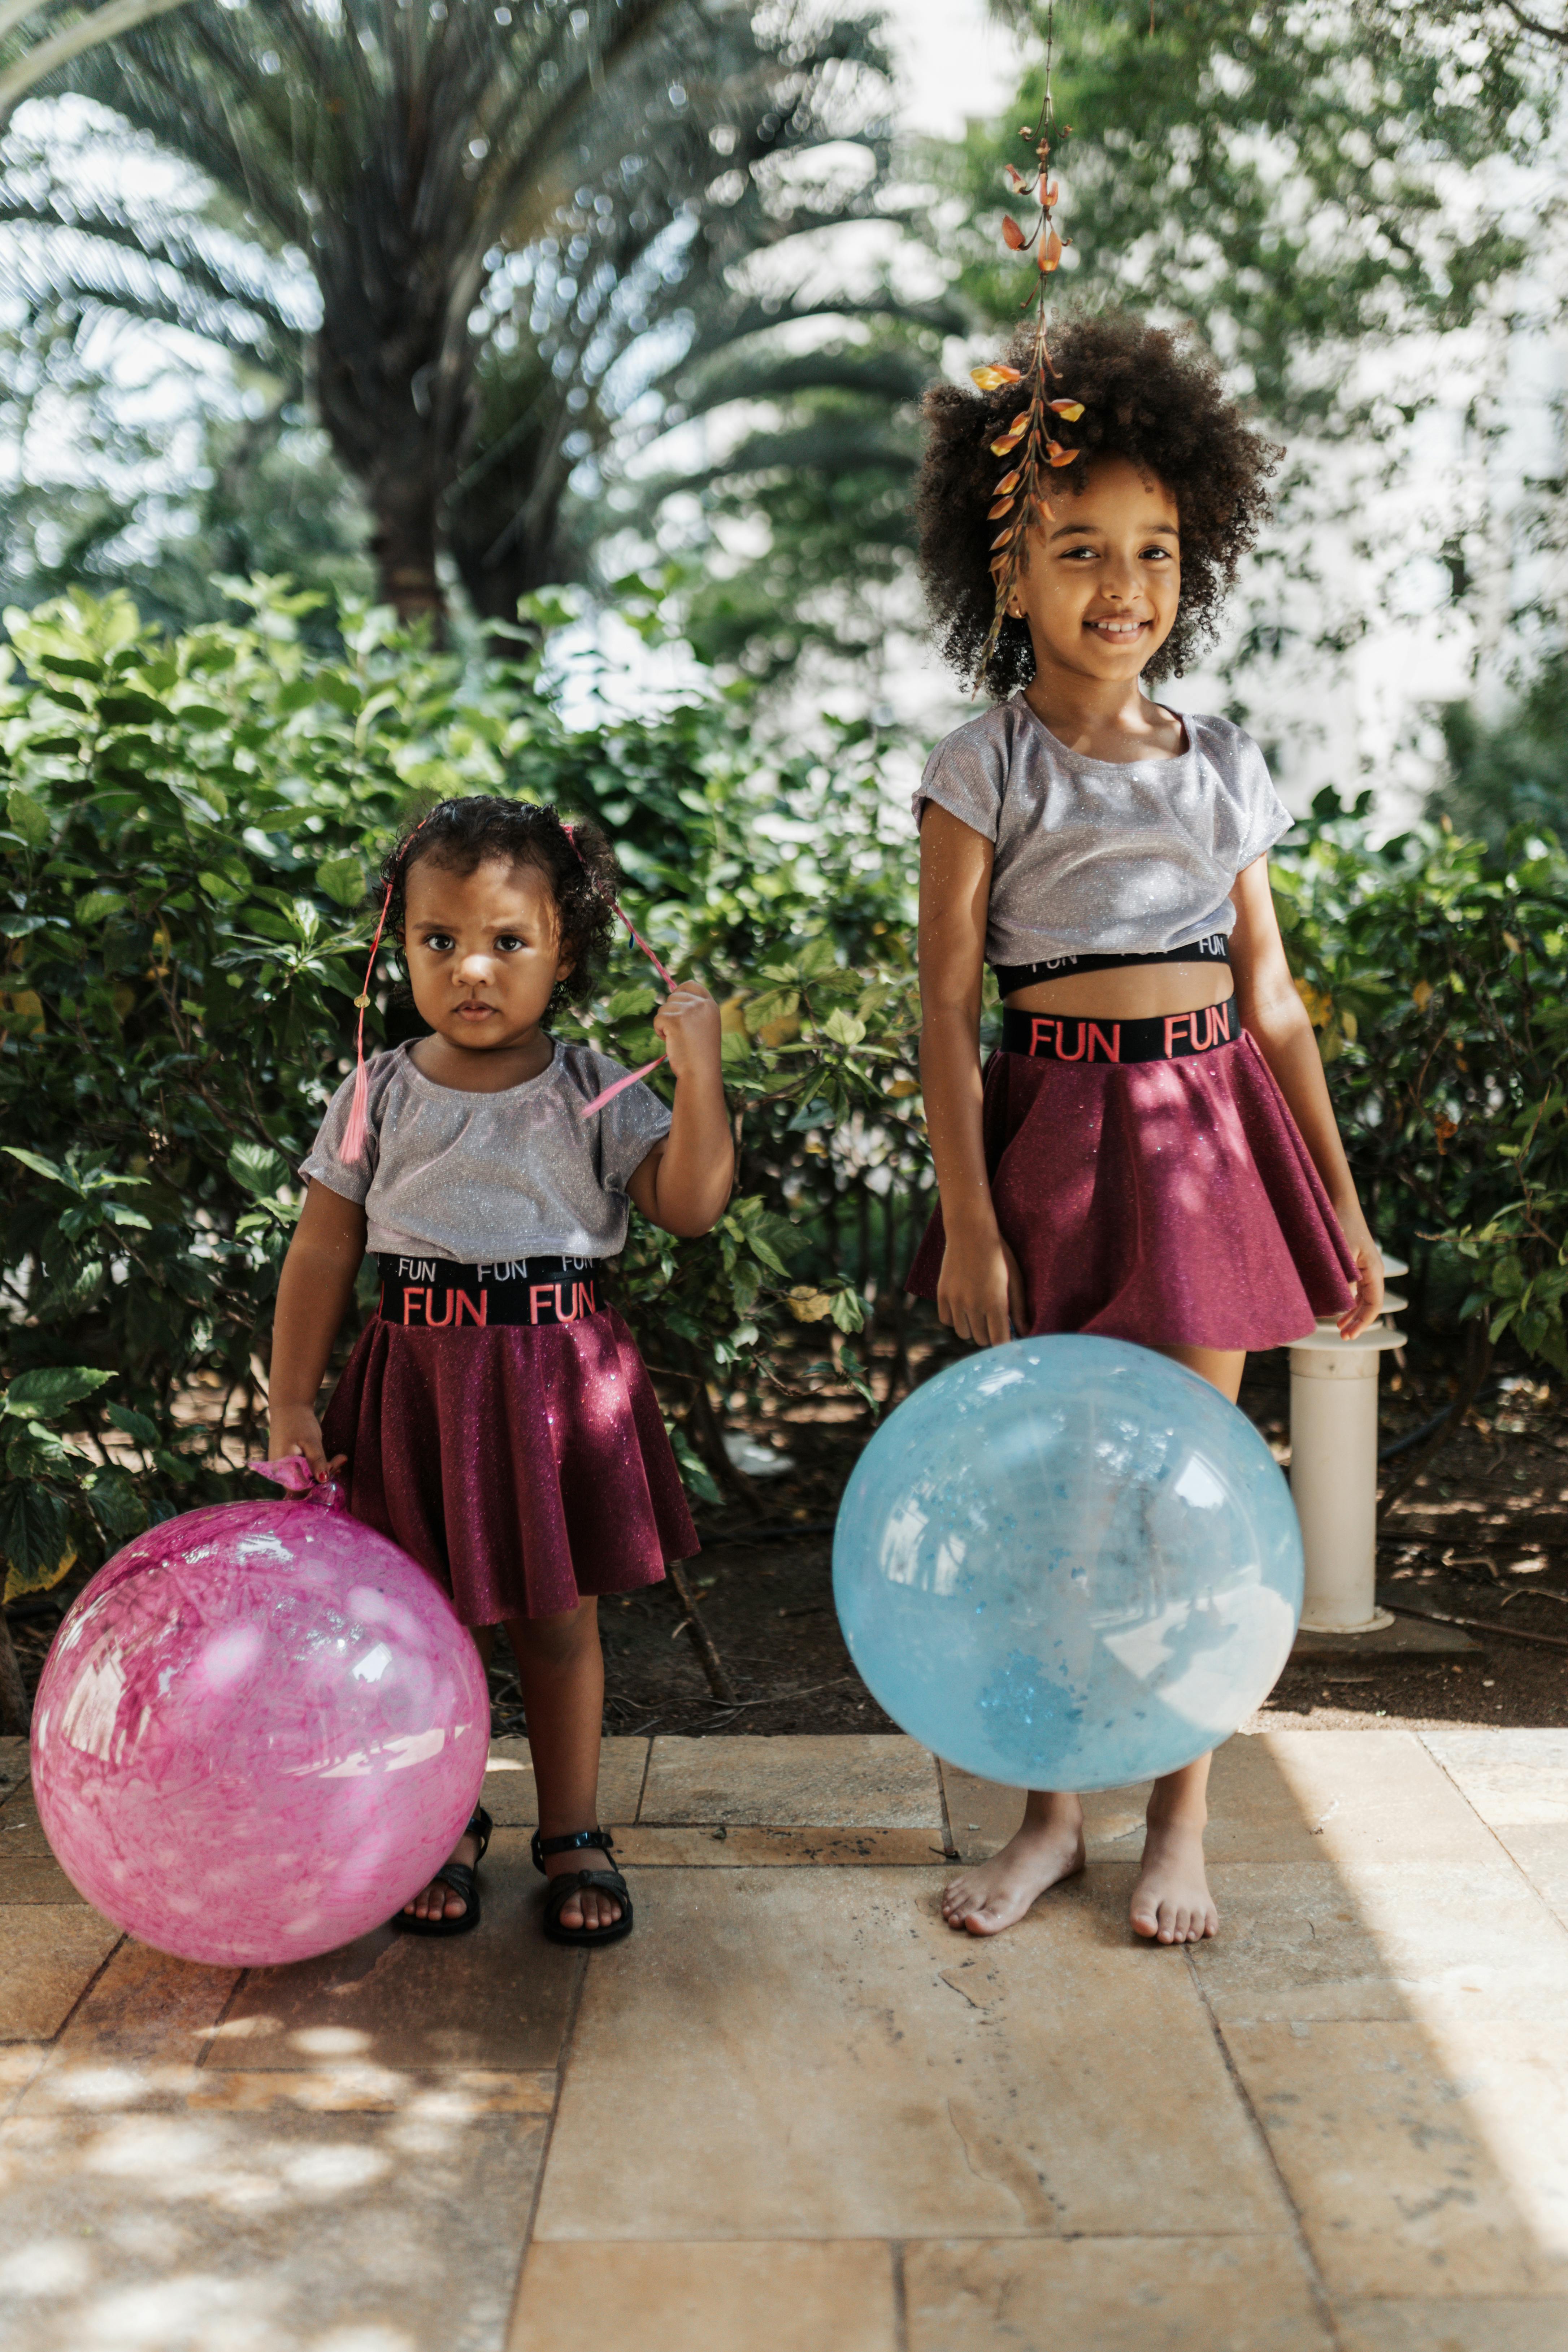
[907,1030,1357,1352]
[321,1307,697,1626]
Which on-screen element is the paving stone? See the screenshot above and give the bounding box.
[1258,1731,1503,1868]
[0,2099,543,2352]
[209,1829,579,2072]
[482,1735,648,1829]
[0,1784,52,1855]
[535,1865,1286,2243]
[1421,1730,1568,1827]
[1222,2020,1568,2297]
[510,2241,899,2352]
[21,2062,555,2117]
[1489,1825,1568,1934]
[612,1825,949,1867]
[0,1856,83,1903]
[0,2047,48,2118]
[903,2237,1334,2351]
[639,1735,943,1829]
[1335,2300,1568,2351]
[1195,1860,1568,2025]
[0,1910,121,2043]
[941,1733,1326,1866]
[17,1939,242,2101]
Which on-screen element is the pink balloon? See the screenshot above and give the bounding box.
[31,1489,491,1966]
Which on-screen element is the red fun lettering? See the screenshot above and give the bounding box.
[1057,1020,1086,1062]
[424,1288,453,1328]
[1086,1022,1120,1063]
[1029,1016,1055,1056]
[530,1284,555,1325]
[453,1290,487,1326]
[579,1282,596,1316]
[402,1289,425,1325]
[1164,1014,1190,1056]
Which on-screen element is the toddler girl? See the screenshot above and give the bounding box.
[268,796,731,1945]
[908,311,1382,1946]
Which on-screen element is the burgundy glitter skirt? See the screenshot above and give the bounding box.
[907,1030,1357,1352]
[321,1307,697,1626]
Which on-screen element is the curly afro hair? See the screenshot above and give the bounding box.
[376,796,622,1013]
[916,309,1280,697]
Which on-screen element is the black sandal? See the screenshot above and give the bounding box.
[531,1827,634,1947]
[394,1804,493,1937]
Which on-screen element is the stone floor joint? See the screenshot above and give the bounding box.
[1185,1942,1348,2351]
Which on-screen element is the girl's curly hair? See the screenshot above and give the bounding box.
[916,309,1281,697]
[376,796,622,1011]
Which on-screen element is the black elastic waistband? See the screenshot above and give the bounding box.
[992,935,1230,997]
[1000,998,1238,1065]
[376,1254,607,1328]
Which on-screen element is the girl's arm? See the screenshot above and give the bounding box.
[268,1181,368,1476]
[627,980,734,1238]
[1230,857,1384,1339]
[917,803,1027,1348]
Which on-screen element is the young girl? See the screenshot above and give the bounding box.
[908,311,1383,1947]
[268,796,731,1945]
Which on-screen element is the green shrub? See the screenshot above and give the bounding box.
[1272,790,1568,1371]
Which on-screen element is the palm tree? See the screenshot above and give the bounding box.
[15,0,937,633]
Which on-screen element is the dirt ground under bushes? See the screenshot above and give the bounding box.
[8,1319,1567,1741]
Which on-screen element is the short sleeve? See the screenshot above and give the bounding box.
[1233,733,1295,870]
[579,1056,673,1192]
[299,1068,376,1204]
[911,713,1007,842]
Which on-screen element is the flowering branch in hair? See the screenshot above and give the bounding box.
[971,0,1087,691]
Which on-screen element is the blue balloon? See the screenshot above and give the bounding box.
[833,1335,1302,1791]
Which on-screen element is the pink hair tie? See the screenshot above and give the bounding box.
[564,822,678,1118]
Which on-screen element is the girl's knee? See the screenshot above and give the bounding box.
[509,1598,598,1670]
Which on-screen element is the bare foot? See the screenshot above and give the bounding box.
[941,1804,1086,1936]
[544,1844,624,1934]
[403,1823,481,1924]
[1130,1815,1217,1944]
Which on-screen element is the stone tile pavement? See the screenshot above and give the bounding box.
[3,1725,1568,2349]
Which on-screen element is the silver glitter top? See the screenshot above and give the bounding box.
[913,697,1293,968]
[301,1040,672,1262]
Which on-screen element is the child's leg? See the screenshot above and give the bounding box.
[1125,1342,1243,1945]
[506,1597,621,1934]
[941,1343,1245,1943]
[941,1789,1087,1936]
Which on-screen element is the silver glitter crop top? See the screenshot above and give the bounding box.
[300,1039,671,1263]
[912,697,1294,977]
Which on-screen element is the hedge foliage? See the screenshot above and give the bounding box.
[1,586,1563,1606]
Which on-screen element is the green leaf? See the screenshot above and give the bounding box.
[228,1140,290,1197]
[822,1007,866,1047]
[4,1366,115,1420]
[3,1146,66,1184]
[74,890,130,926]
[0,1484,73,1598]
[316,853,365,908]
[105,1401,160,1448]
[85,1468,148,1547]
[6,787,50,847]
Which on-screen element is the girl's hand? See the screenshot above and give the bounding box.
[937,1223,1029,1349]
[268,1404,344,1484]
[653,979,722,1081]
[1334,1203,1385,1342]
